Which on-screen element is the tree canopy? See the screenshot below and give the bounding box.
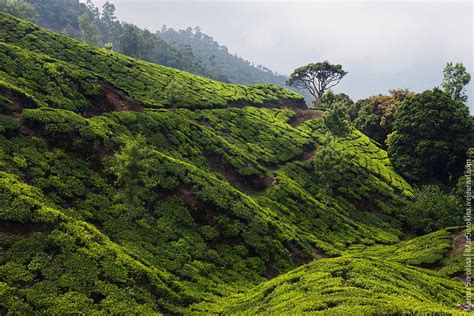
[349,89,414,145]
[401,185,463,234]
[78,13,99,45]
[441,62,471,102]
[286,61,347,102]
[0,0,38,22]
[324,102,350,137]
[387,88,472,184]
[318,90,353,111]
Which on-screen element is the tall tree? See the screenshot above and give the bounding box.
[100,1,120,44]
[387,88,472,184]
[107,137,154,217]
[165,76,185,106]
[349,89,414,144]
[313,143,367,198]
[136,29,157,61]
[101,1,117,25]
[324,102,350,136]
[118,23,140,56]
[286,61,347,103]
[441,62,471,102]
[78,13,99,45]
[0,0,38,22]
[85,0,99,19]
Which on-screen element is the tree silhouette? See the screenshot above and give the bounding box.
[287,61,347,102]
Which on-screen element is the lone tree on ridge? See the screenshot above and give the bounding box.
[286,61,347,104]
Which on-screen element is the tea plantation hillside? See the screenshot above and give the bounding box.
[0,13,468,314]
[0,13,303,111]
[192,227,468,314]
[192,254,465,314]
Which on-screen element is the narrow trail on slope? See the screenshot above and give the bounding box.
[288,109,324,127]
[450,231,466,257]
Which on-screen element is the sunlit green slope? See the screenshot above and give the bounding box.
[0,13,303,111]
[191,255,465,315]
[0,13,467,314]
[191,228,468,314]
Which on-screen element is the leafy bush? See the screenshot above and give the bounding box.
[401,186,463,234]
[323,103,349,136]
[387,88,472,184]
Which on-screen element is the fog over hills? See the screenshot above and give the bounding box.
[88,0,473,111]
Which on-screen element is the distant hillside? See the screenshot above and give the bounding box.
[0,12,468,315]
[2,0,312,104]
[14,0,227,81]
[0,13,303,110]
[157,26,313,104]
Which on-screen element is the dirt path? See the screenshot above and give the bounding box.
[450,231,466,256]
[289,109,324,127]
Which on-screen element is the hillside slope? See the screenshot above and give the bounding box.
[192,227,467,314]
[157,26,314,103]
[18,0,230,81]
[0,13,467,314]
[192,255,465,314]
[0,13,303,111]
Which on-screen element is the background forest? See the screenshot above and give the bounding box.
[0,0,311,100]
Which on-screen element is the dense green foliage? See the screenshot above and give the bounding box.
[348,89,414,145]
[345,228,459,267]
[318,90,354,111]
[24,0,86,35]
[0,13,469,314]
[442,62,471,103]
[0,0,37,23]
[400,186,463,234]
[0,13,303,110]
[194,227,468,314]
[387,88,472,184]
[323,103,350,136]
[0,105,422,313]
[287,61,347,101]
[192,255,464,314]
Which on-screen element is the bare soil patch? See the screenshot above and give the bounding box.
[451,231,466,257]
[288,109,324,127]
[205,152,272,195]
[84,82,143,117]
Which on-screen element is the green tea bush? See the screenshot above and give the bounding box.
[0,12,464,315]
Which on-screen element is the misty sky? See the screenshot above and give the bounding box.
[88,0,473,110]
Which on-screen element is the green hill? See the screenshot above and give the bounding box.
[16,0,231,82]
[157,26,314,103]
[0,13,468,314]
[0,13,303,111]
[191,255,465,314]
[192,227,467,314]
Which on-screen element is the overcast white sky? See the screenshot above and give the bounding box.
[88,0,473,110]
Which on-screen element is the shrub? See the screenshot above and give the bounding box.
[401,185,463,234]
